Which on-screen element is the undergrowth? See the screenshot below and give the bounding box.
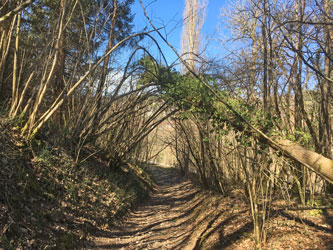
[0,118,154,249]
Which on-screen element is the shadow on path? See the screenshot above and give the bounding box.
[88,165,246,250]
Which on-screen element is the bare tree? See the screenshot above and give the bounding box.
[180,0,207,73]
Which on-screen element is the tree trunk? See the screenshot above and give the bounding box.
[0,10,16,95]
[9,11,22,117]
[262,0,269,112]
[321,0,332,158]
[276,138,333,182]
[92,0,118,134]
[53,0,66,124]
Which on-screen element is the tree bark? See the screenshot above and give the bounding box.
[275,138,333,182]
[53,0,66,124]
[262,0,269,112]
[0,0,34,24]
[320,0,332,158]
[92,0,118,132]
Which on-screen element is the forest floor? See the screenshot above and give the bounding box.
[0,116,332,249]
[0,118,154,249]
[90,165,333,250]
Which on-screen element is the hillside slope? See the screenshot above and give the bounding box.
[0,118,154,249]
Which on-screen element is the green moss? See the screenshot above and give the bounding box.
[56,232,74,249]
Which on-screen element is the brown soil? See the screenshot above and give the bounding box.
[88,166,333,250]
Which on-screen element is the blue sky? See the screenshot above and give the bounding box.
[131,0,228,65]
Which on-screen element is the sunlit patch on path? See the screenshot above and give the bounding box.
[88,165,248,250]
[87,164,333,250]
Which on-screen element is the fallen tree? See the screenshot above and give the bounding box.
[140,0,333,183]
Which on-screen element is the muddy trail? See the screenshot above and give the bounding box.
[89,166,249,250]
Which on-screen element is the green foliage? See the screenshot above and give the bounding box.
[279,127,314,149]
[307,200,324,216]
[137,55,178,89]
[56,232,74,250]
[137,57,282,152]
[160,74,218,121]
[26,0,135,51]
[38,148,54,166]
[137,57,278,145]
[150,66,277,147]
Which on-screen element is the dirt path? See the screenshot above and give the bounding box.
[89,166,235,250]
[88,166,333,250]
